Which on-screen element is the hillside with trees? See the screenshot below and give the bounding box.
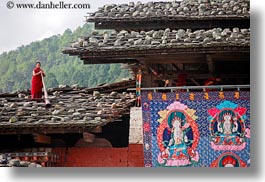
[0,23,131,93]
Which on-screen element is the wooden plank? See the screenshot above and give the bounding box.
[83,58,138,64]
[151,73,250,81]
[190,78,201,86]
[0,126,95,135]
[91,18,250,31]
[172,63,181,71]
[207,54,215,74]
[77,47,250,63]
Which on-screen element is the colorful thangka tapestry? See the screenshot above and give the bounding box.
[141,91,250,167]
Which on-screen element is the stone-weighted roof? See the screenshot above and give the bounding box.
[87,0,250,21]
[0,157,42,167]
[63,27,250,56]
[0,81,136,134]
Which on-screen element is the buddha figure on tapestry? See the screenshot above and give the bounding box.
[209,105,248,151]
[156,107,200,167]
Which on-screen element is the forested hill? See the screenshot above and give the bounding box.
[0,23,131,93]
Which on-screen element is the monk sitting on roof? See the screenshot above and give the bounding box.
[31,61,45,101]
[204,76,222,91]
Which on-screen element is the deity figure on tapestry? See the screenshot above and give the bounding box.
[156,102,200,167]
[208,100,249,151]
[164,113,189,159]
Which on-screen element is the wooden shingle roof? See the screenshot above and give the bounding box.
[63,27,250,64]
[0,80,136,134]
[86,0,250,30]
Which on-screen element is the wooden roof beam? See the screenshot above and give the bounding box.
[189,78,201,86]
[91,18,250,31]
[83,58,138,64]
[207,54,215,75]
[172,63,180,71]
[152,73,250,81]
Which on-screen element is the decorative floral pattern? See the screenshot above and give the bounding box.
[210,152,247,167]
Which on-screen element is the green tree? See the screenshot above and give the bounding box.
[0,22,130,92]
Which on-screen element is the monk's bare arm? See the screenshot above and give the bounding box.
[41,69,45,77]
[32,70,42,76]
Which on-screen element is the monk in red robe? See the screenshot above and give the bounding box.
[204,77,222,91]
[31,61,45,101]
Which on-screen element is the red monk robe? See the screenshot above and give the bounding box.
[204,77,222,91]
[31,64,45,100]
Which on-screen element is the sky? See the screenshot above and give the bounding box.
[0,0,151,54]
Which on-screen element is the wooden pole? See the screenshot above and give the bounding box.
[41,74,51,108]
